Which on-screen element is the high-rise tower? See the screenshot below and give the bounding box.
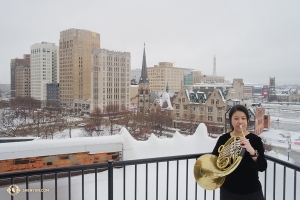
[30,42,59,101]
[10,54,30,98]
[59,29,100,107]
[212,55,217,76]
[138,44,150,113]
[91,48,131,112]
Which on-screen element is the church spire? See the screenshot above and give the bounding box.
[139,43,149,84]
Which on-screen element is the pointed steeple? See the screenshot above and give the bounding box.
[139,43,149,84]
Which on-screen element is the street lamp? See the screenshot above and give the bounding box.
[286,132,292,161]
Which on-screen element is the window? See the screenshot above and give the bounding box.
[176,113,180,118]
[217,117,222,122]
[184,105,187,110]
[208,107,213,112]
[211,99,214,104]
[175,104,180,109]
[182,98,185,102]
[208,116,213,121]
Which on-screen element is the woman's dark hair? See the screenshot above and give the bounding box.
[229,104,250,131]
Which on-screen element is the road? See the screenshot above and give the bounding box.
[272,146,300,166]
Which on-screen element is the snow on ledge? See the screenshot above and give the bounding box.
[0,123,217,161]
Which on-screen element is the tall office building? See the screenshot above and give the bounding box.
[10,54,30,97]
[147,62,184,93]
[59,29,100,107]
[30,42,59,102]
[15,66,31,97]
[90,48,131,112]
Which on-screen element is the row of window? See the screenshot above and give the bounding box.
[175,113,223,122]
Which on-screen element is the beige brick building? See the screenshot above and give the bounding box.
[172,88,227,131]
[130,85,139,111]
[226,79,244,100]
[90,48,131,112]
[147,62,184,93]
[15,66,31,97]
[10,54,30,98]
[59,29,100,107]
[192,71,225,84]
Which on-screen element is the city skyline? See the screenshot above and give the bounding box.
[1,0,300,86]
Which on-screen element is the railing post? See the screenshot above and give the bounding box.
[108,160,114,200]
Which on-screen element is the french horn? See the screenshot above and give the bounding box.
[194,136,246,190]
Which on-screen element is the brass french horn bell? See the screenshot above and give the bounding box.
[194,136,246,190]
[194,154,226,190]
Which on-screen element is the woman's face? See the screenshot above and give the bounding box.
[231,110,248,131]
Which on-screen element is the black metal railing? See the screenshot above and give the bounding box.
[0,153,299,200]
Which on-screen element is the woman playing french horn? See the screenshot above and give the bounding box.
[212,104,267,200]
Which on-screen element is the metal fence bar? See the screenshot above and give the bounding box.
[176,160,179,200]
[94,169,97,200]
[283,166,286,200]
[26,176,29,200]
[108,160,113,200]
[146,163,148,200]
[55,173,57,200]
[186,159,188,200]
[68,171,71,200]
[294,170,297,200]
[166,161,169,200]
[123,166,126,200]
[1,153,300,200]
[82,170,84,200]
[134,164,137,200]
[195,178,197,200]
[273,163,276,200]
[11,177,14,200]
[41,174,43,200]
[156,162,158,200]
[264,168,267,200]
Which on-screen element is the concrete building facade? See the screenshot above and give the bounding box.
[90,48,131,112]
[15,66,31,97]
[10,54,30,98]
[147,62,184,93]
[59,29,100,107]
[30,42,59,101]
[172,88,227,133]
[226,78,244,100]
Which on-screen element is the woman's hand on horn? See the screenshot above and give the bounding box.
[240,137,255,153]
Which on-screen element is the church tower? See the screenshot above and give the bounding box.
[138,44,151,114]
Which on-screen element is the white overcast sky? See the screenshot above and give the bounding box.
[0,0,299,86]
